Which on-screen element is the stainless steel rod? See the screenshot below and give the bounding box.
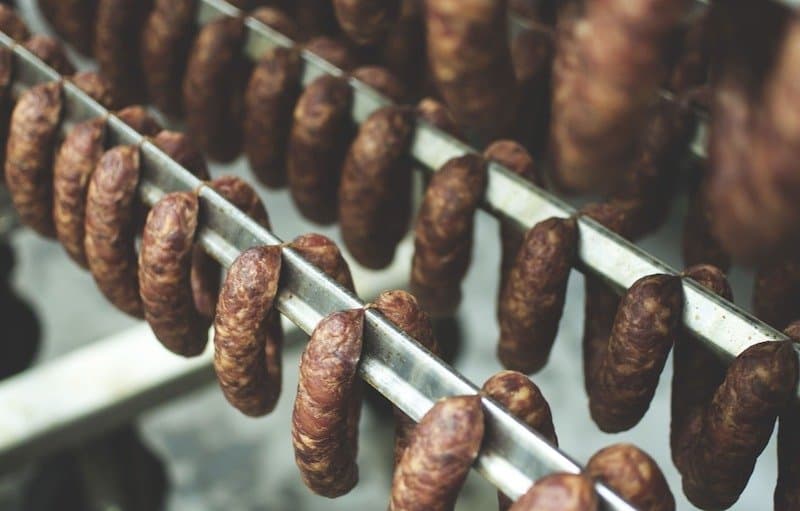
[0,34,635,510]
[197,0,800,394]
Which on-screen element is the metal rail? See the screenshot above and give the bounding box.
[197,0,800,389]
[0,33,635,510]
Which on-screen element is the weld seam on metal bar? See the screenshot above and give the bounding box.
[197,0,800,398]
[0,32,635,511]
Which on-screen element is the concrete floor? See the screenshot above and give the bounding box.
[0,1,781,509]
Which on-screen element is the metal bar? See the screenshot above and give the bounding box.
[0,34,635,510]
[196,0,800,391]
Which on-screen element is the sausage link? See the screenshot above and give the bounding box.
[289,233,355,292]
[0,5,28,41]
[424,0,516,141]
[351,66,407,103]
[53,117,106,268]
[381,0,425,98]
[497,217,577,373]
[139,191,208,356]
[389,395,484,511]
[582,276,619,395]
[94,0,153,105]
[23,35,75,75]
[37,0,95,54]
[250,6,300,41]
[69,71,120,109]
[244,46,302,188]
[411,154,487,317]
[680,340,799,510]
[483,370,557,511]
[115,105,162,137]
[588,274,683,432]
[287,74,353,224]
[140,0,197,115]
[776,321,800,511]
[214,245,282,416]
[210,175,271,228]
[151,131,208,180]
[304,36,359,71]
[292,309,364,497]
[339,106,414,269]
[671,264,731,471]
[754,253,800,331]
[333,0,399,46]
[373,290,439,465]
[509,473,598,511]
[84,145,143,317]
[183,16,247,162]
[5,81,62,238]
[586,444,675,511]
[511,27,553,154]
[416,98,462,139]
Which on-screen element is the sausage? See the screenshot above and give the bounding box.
[53,117,106,268]
[183,16,247,162]
[250,6,301,41]
[287,74,353,225]
[94,0,153,106]
[582,276,619,395]
[151,131,208,180]
[0,4,29,41]
[670,264,731,470]
[482,370,557,511]
[389,395,484,511]
[373,290,439,464]
[511,26,554,154]
[411,154,487,317]
[304,36,358,72]
[424,0,516,141]
[140,0,197,115]
[115,105,162,137]
[69,71,120,109]
[139,191,209,357]
[333,0,400,46]
[214,245,282,416]
[508,473,598,511]
[381,0,426,98]
[210,175,271,228]
[289,233,355,292]
[243,46,302,188]
[586,444,674,511]
[497,217,577,373]
[680,340,799,510]
[776,321,800,511]
[339,106,414,269]
[753,253,800,331]
[549,0,689,194]
[294,0,339,38]
[22,35,75,75]
[292,308,365,497]
[483,141,541,301]
[37,0,95,54]
[84,145,143,317]
[682,162,731,271]
[351,66,407,103]
[416,97,462,139]
[5,81,63,238]
[588,274,683,433]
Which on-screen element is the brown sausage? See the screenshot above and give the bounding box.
[5,81,62,238]
[508,473,598,511]
[582,276,620,395]
[53,117,106,268]
[115,105,162,137]
[389,395,484,511]
[381,0,426,98]
[292,308,365,497]
[411,154,487,317]
[483,370,557,511]
[243,46,302,188]
[289,233,355,292]
[424,0,516,141]
[183,16,247,162]
[416,97,462,139]
[151,131,208,180]
[588,274,683,432]
[680,340,799,510]
[210,175,271,228]
[776,321,800,511]
[333,0,399,46]
[23,35,75,75]
[510,26,554,155]
[37,0,95,55]
[586,444,675,511]
[0,4,29,41]
[214,245,282,416]
[339,105,415,269]
[484,141,542,302]
[682,162,731,272]
[497,217,577,373]
[373,290,439,464]
[139,191,208,357]
[140,0,197,115]
[250,6,300,41]
[287,74,353,225]
[69,71,120,109]
[753,253,800,331]
[94,0,153,106]
[351,66,407,103]
[84,145,143,317]
[304,36,359,71]
[671,264,731,470]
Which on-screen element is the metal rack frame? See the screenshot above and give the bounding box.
[0,0,797,507]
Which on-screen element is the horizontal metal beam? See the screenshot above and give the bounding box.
[0,32,635,510]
